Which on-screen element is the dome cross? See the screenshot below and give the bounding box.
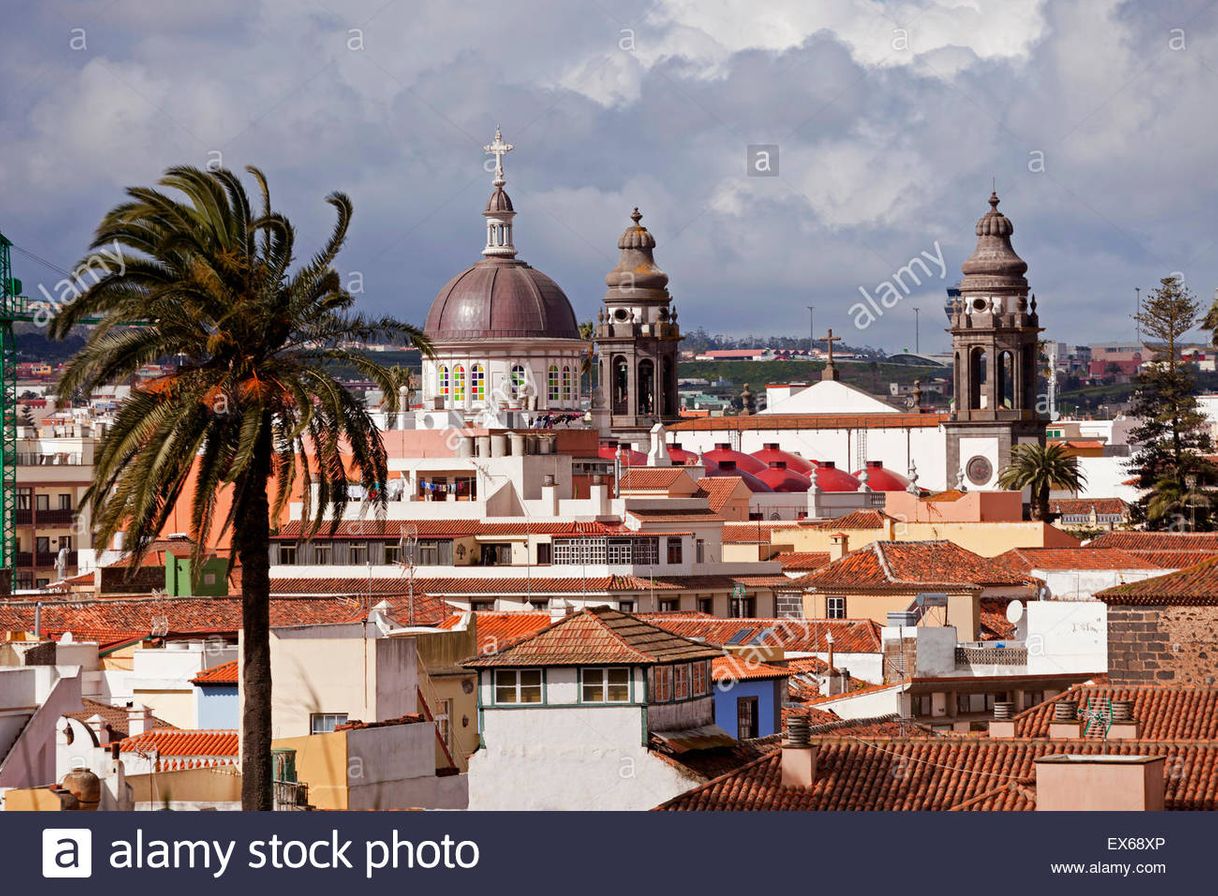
[484,126,514,187]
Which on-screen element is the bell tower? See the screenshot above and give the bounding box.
[592,209,681,447]
[945,192,1046,488]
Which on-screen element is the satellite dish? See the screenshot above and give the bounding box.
[1006,600,1025,624]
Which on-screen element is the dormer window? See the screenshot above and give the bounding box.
[581,667,630,703]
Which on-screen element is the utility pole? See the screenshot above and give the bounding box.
[913,307,920,354]
[807,305,815,360]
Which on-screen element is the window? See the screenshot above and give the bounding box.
[548,364,560,401]
[406,539,453,566]
[827,596,846,619]
[673,664,690,700]
[35,494,49,511]
[912,695,933,717]
[479,543,512,566]
[730,595,755,618]
[436,698,452,750]
[384,542,401,564]
[737,696,759,740]
[695,539,705,563]
[16,488,30,511]
[472,364,486,401]
[659,599,679,613]
[650,665,672,702]
[494,669,542,704]
[277,543,297,564]
[619,599,636,613]
[58,493,72,510]
[310,713,348,734]
[510,364,527,399]
[666,537,683,565]
[562,365,573,400]
[438,365,450,397]
[697,596,714,615]
[955,693,995,714]
[536,542,552,565]
[35,536,50,554]
[582,667,630,702]
[310,543,332,565]
[349,541,368,565]
[692,660,708,696]
[453,365,466,402]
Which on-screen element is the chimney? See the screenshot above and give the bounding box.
[1034,754,1165,811]
[989,701,1017,738]
[1047,699,1082,738]
[825,631,835,673]
[126,703,154,737]
[780,716,818,787]
[1107,699,1141,740]
[589,475,610,514]
[647,423,672,466]
[829,532,849,561]
[541,474,559,515]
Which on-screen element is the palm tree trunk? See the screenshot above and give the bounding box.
[237,422,274,810]
[1036,482,1050,522]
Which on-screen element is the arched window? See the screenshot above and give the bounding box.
[661,356,675,416]
[438,365,450,398]
[548,364,560,402]
[612,355,629,413]
[562,365,573,401]
[511,364,528,399]
[997,351,1014,409]
[453,365,466,402]
[638,359,655,415]
[472,364,486,402]
[969,347,987,409]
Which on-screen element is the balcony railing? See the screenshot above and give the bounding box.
[14,550,79,570]
[16,508,75,526]
[273,780,311,811]
[955,645,1028,667]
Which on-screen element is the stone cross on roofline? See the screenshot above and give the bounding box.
[820,328,842,381]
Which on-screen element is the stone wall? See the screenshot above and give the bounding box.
[1107,604,1218,686]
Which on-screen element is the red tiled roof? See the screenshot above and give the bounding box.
[625,508,725,523]
[618,468,694,491]
[0,593,448,637]
[670,413,950,432]
[776,552,832,572]
[722,521,794,543]
[1088,532,1218,551]
[793,541,1033,591]
[694,477,749,513]
[412,574,784,596]
[655,738,1218,811]
[712,655,789,682]
[995,547,1159,571]
[1010,685,1218,740]
[640,614,883,654]
[462,606,723,667]
[979,598,1017,640]
[1129,550,1218,569]
[119,728,239,757]
[1095,556,1218,605]
[802,511,893,530]
[437,611,554,655]
[1048,498,1130,516]
[192,660,238,686]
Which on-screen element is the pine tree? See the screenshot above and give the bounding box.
[1127,276,1216,530]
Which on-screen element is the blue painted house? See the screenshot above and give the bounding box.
[711,656,789,740]
[193,660,239,729]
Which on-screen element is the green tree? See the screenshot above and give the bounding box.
[1128,276,1216,529]
[50,165,432,808]
[997,443,1087,520]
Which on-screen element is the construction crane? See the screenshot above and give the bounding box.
[0,230,38,574]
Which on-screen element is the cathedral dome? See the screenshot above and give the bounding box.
[752,443,816,475]
[425,258,579,341]
[756,461,812,493]
[811,461,861,492]
[852,460,911,492]
[960,192,1028,293]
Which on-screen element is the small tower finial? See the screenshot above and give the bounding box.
[630,207,642,224]
[484,126,514,188]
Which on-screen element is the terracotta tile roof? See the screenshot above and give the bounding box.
[776,552,832,572]
[273,519,626,539]
[979,598,1017,640]
[625,508,725,523]
[1095,556,1218,605]
[192,660,238,686]
[722,521,793,543]
[694,477,748,512]
[1010,685,1218,740]
[654,737,1218,811]
[924,488,967,502]
[649,734,776,781]
[947,780,1038,811]
[995,547,1162,571]
[618,468,694,491]
[1130,550,1218,569]
[639,614,883,654]
[462,607,723,667]
[437,611,554,655]
[64,699,174,742]
[0,593,448,637]
[1049,498,1130,516]
[119,728,239,757]
[712,655,789,682]
[413,574,783,597]
[670,412,950,432]
[793,541,1033,591]
[802,511,893,530]
[42,629,149,653]
[1088,532,1218,551]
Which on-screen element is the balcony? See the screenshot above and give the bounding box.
[273,780,311,811]
[14,550,79,570]
[955,645,1028,667]
[16,508,75,526]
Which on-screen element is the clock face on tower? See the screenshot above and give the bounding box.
[966,455,994,486]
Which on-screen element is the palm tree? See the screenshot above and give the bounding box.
[50,165,432,809]
[996,443,1086,521]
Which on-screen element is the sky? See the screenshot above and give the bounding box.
[3,0,1218,354]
